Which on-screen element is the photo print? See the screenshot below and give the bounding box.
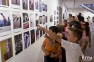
[36,28,39,40]
[12,13,21,29]
[23,13,29,29]
[14,34,23,55]
[24,31,30,49]
[0,0,9,6]
[42,3,45,11]
[45,4,47,12]
[39,15,42,24]
[31,29,35,44]
[40,30,42,37]
[45,16,47,23]
[57,6,59,11]
[30,13,34,27]
[22,0,28,10]
[35,0,38,10]
[54,10,56,15]
[12,0,20,5]
[46,25,47,30]
[0,10,11,36]
[39,0,42,12]
[35,13,39,26]
[0,38,13,62]
[54,21,57,26]
[29,0,34,10]
[42,15,45,24]
[50,15,53,22]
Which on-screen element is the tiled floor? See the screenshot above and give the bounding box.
[84,23,94,62]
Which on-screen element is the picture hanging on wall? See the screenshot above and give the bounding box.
[42,15,45,24]
[57,6,59,11]
[24,31,30,49]
[35,0,38,10]
[50,15,53,22]
[54,10,56,15]
[30,13,34,27]
[29,0,34,10]
[22,0,28,10]
[14,34,23,55]
[0,38,13,62]
[12,12,21,29]
[46,25,47,30]
[39,16,42,24]
[39,0,42,12]
[0,10,11,37]
[42,3,45,11]
[35,13,39,26]
[31,29,35,44]
[23,13,29,29]
[45,4,47,12]
[11,0,20,5]
[46,16,47,23]
[40,30,42,37]
[0,0,9,6]
[36,28,39,40]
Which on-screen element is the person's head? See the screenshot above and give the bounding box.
[62,19,67,27]
[66,28,82,43]
[69,14,72,18]
[49,26,58,34]
[56,25,63,33]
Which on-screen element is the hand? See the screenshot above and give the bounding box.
[88,43,91,48]
[45,51,49,56]
[37,25,44,31]
[50,54,56,58]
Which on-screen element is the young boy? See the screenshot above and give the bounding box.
[37,25,83,62]
[42,26,62,62]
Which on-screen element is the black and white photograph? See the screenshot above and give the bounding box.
[35,0,38,10]
[30,13,35,27]
[54,10,56,15]
[0,0,9,6]
[22,0,28,10]
[23,13,29,29]
[42,15,45,24]
[46,16,47,23]
[24,31,30,49]
[36,28,39,40]
[31,29,35,44]
[39,0,42,12]
[42,3,45,11]
[35,13,39,26]
[0,38,13,62]
[0,10,11,34]
[14,34,23,55]
[50,15,53,22]
[12,13,21,29]
[29,0,34,10]
[39,16,42,24]
[12,0,20,5]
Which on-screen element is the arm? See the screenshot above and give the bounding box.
[38,25,61,43]
[80,38,85,50]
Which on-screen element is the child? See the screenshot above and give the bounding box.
[38,25,83,62]
[42,26,62,62]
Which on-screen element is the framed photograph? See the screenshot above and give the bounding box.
[12,0,20,5]
[29,0,34,10]
[42,15,45,24]
[36,28,39,40]
[30,13,35,27]
[39,16,42,24]
[14,34,23,55]
[0,38,13,62]
[0,10,11,37]
[0,0,9,6]
[50,15,53,22]
[23,13,29,29]
[22,0,28,10]
[12,12,21,30]
[35,13,39,26]
[42,3,45,11]
[54,10,56,15]
[24,31,30,49]
[45,5,47,12]
[35,0,38,10]
[39,0,42,12]
[31,29,35,44]
[45,16,47,23]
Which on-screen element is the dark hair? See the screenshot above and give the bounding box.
[49,26,58,34]
[68,28,82,41]
[69,14,72,16]
[56,25,63,33]
[72,16,75,18]
[84,22,90,36]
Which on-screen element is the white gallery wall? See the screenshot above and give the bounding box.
[0,0,68,62]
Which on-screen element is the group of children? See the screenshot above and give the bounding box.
[37,13,91,62]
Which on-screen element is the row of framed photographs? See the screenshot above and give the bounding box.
[0,10,48,37]
[0,26,47,62]
[0,0,47,12]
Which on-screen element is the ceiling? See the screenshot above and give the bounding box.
[62,0,94,11]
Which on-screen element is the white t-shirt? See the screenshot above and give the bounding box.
[61,39,83,62]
